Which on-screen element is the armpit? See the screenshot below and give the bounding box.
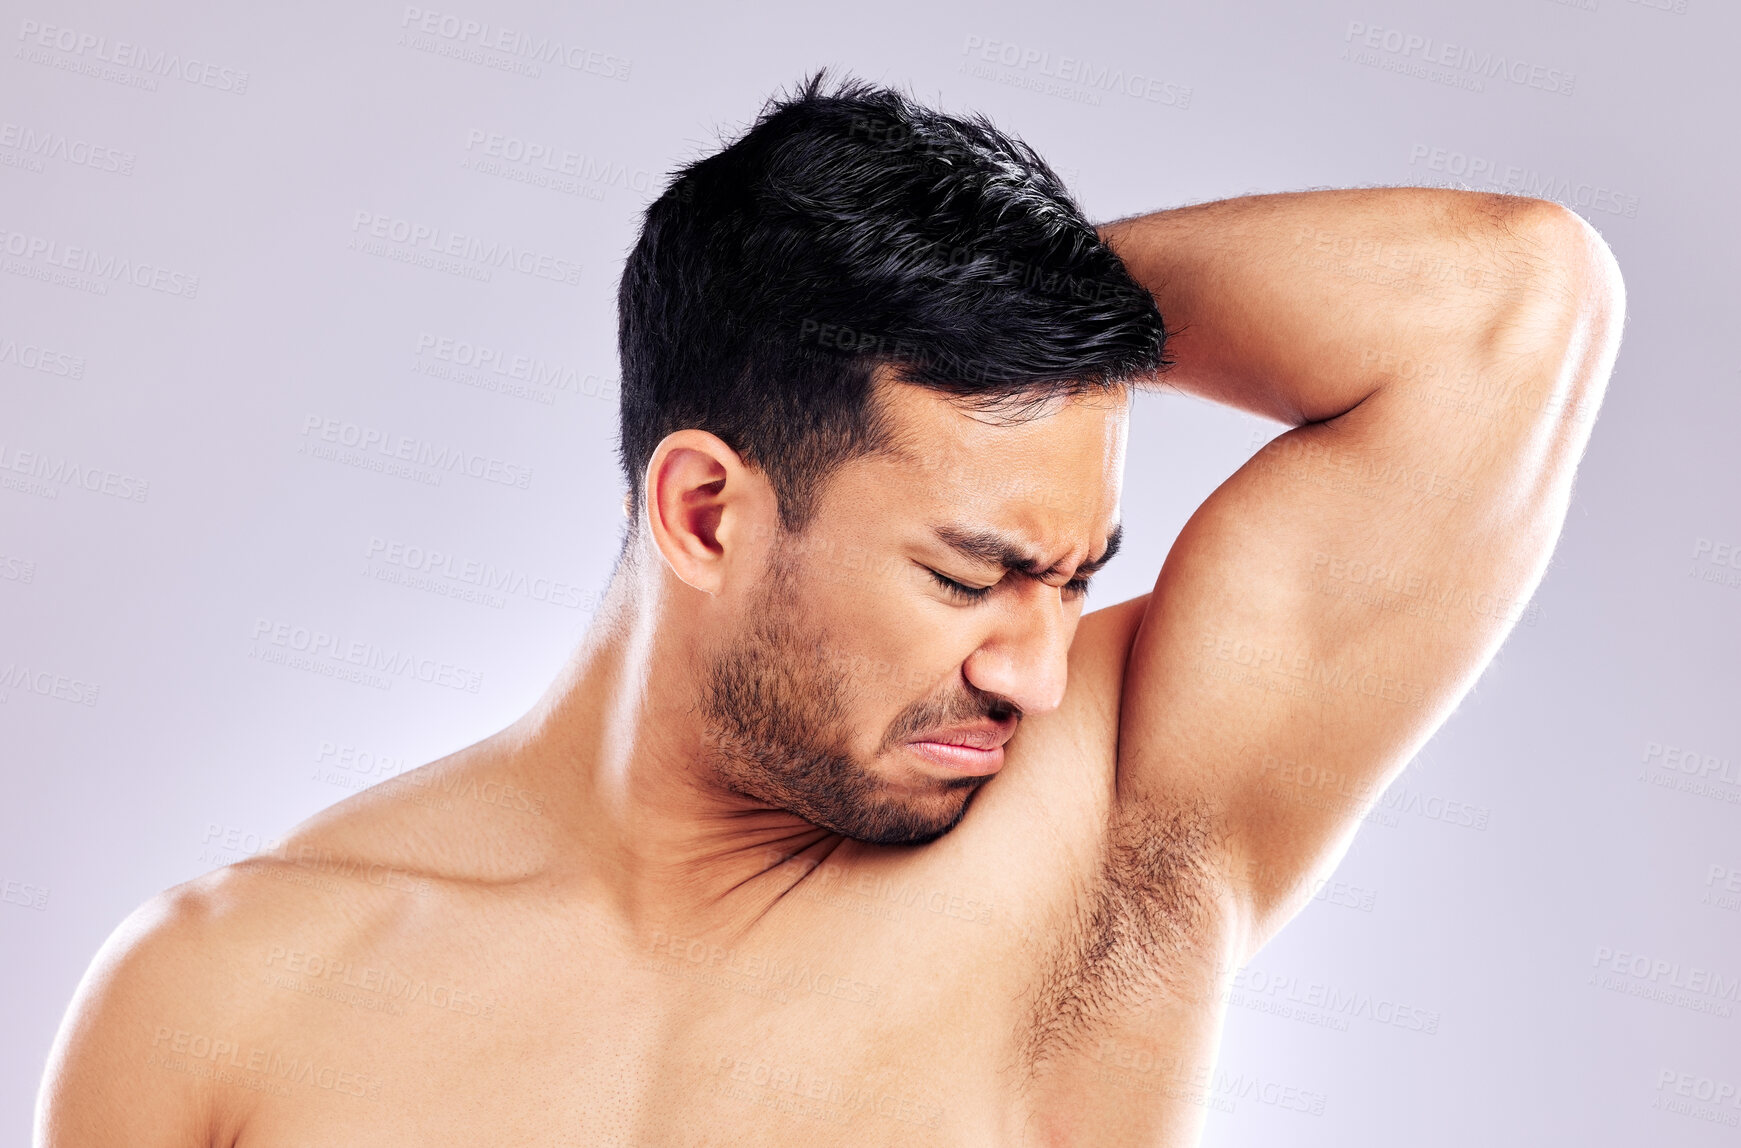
[1016,791,1232,1073]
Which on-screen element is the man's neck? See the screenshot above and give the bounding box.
[504,556,842,935]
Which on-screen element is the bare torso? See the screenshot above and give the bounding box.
[128,601,1243,1148]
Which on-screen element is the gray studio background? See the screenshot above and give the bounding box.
[3,0,1737,1143]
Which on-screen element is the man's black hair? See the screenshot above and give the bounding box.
[617,69,1169,534]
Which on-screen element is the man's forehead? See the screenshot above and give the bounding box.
[850,377,1127,566]
[867,377,1128,509]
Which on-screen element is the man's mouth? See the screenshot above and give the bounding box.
[904,721,1017,776]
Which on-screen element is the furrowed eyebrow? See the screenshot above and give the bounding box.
[1074,524,1123,577]
[933,523,1123,582]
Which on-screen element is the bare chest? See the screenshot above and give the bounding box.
[222,876,1233,1147]
[226,931,977,1145]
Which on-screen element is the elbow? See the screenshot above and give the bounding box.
[1499,197,1626,326]
[1524,198,1625,318]
[1478,198,1627,422]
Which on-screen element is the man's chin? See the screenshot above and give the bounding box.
[818,771,985,845]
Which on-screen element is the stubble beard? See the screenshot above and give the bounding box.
[698,560,991,846]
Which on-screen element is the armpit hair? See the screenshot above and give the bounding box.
[1017,792,1226,1072]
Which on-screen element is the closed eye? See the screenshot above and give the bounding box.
[926,568,994,603]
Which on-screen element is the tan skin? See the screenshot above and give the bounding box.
[37,188,1623,1147]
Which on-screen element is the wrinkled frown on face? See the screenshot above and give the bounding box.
[703,381,1129,845]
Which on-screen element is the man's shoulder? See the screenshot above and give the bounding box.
[66,866,268,1015]
[37,861,354,1143]
[59,830,408,1051]
[66,749,555,1035]
[39,750,560,1139]
[258,751,558,887]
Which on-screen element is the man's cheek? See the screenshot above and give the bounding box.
[842,646,946,713]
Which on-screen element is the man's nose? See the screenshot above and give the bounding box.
[962,596,1073,716]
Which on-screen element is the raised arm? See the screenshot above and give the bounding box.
[1099,189,1623,957]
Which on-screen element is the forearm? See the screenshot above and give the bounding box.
[1098,188,1577,426]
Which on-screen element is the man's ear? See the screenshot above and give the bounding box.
[643,430,776,595]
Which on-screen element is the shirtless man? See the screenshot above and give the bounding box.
[36,75,1622,1146]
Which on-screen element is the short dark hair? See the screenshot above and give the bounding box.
[616,70,1168,533]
